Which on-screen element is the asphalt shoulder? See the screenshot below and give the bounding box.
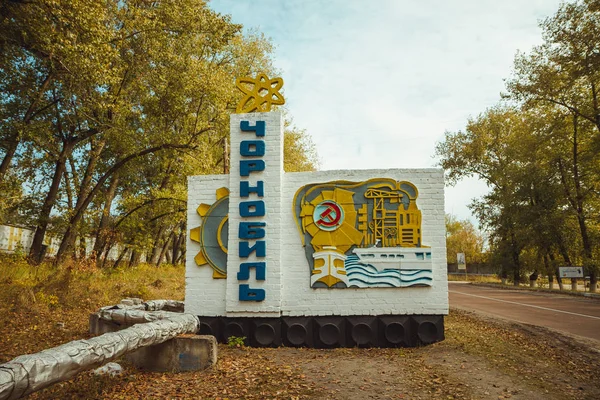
[458,281,600,300]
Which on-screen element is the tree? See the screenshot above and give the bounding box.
[506,0,600,290]
[284,120,319,172]
[0,0,320,267]
[445,214,485,265]
[507,0,600,136]
[0,0,118,186]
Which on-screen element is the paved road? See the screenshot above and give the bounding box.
[449,282,600,342]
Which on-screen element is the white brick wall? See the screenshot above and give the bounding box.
[0,225,95,258]
[185,112,449,318]
[281,169,448,316]
[225,112,284,317]
[185,175,229,316]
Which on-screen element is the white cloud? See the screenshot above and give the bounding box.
[210,0,564,223]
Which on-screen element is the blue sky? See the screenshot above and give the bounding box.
[209,0,564,225]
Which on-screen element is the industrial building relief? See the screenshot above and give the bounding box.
[293,179,433,288]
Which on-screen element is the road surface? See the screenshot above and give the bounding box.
[449,282,600,342]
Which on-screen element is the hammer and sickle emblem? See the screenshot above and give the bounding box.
[313,200,344,231]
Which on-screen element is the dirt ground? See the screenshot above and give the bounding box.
[14,309,599,400]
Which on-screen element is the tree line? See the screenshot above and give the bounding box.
[436,0,600,291]
[0,0,318,267]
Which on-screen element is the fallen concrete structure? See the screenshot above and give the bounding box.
[0,300,206,400]
[127,334,217,372]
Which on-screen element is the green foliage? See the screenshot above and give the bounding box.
[227,336,246,348]
[445,214,485,264]
[35,291,60,309]
[284,118,320,172]
[0,0,319,265]
[437,0,600,287]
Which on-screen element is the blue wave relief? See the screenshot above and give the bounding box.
[345,255,432,288]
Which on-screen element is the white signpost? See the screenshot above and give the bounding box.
[559,266,584,278]
[457,253,466,271]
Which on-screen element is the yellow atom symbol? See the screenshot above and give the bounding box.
[235,72,285,113]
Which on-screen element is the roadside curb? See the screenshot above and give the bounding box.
[466,282,600,300]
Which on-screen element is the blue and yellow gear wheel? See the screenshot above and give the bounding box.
[189,187,229,279]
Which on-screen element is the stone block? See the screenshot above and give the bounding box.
[126,334,217,372]
[89,313,122,335]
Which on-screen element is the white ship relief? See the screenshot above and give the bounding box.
[352,242,432,272]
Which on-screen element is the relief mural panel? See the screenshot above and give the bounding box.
[293,179,433,288]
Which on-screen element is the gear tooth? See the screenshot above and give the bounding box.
[212,268,227,279]
[194,251,207,266]
[321,190,334,200]
[197,203,211,217]
[190,227,201,243]
[215,187,229,200]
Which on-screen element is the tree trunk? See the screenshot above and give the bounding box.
[511,234,521,286]
[63,164,74,211]
[147,162,176,264]
[547,253,564,290]
[100,242,115,269]
[171,229,184,264]
[78,236,88,260]
[170,234,177,264]
[571,115,595,292]
[0,134,19,185]
[112,244,130,270]
[0,72,53,185]
[55,143,192,265]
[556,239,572,266]
[29,141,73,264]
[557,114,596,292]
[156,231,175,266]
[54,139,108,261]
[175,250,185,265]
[544,255,553,290]
[150,226,166,264]
[589,274,597,293]
[129,249,141,267]
[76,139,106,209]
[556,268,564,291]
[93,173,119,264]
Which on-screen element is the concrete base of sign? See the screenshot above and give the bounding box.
[89,313,122,335]
[126,334,218,372]
[199,315,444,348]
[89,314,218,372]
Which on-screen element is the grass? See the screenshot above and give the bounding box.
[447,273,501,283]
[0,254,184,308]
[2,258,599,399]
[0,255,184,362]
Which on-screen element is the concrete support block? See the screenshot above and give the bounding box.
[126,334,218,372]
[89,313,122,335]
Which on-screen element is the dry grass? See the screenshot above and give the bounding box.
[0,255,184,362]
[447,273,501,283]
[2,258,599,399]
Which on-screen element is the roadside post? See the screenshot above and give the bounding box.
[457,252,467,280]
[559,266,584,292]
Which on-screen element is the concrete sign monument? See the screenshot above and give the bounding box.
[186,74,449,348]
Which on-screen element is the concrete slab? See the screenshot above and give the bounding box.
[89,313,123,335]
[126,334,218,372]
